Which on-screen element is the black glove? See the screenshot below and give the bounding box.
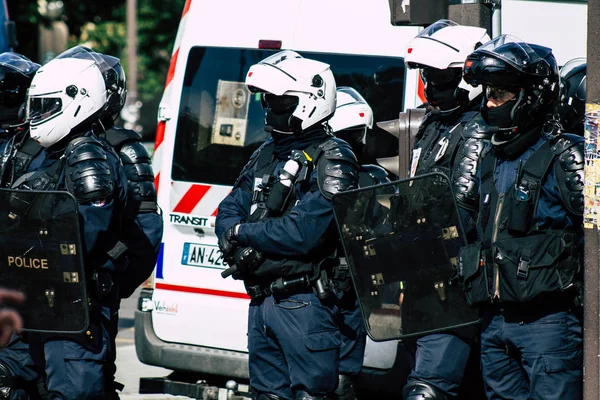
[218,225,239,265]
[231,246,264,279]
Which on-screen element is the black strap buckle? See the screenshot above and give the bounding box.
[517,257,530,279]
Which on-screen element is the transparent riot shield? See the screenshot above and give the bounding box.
[332,172,480,340]
[0,189,88,333]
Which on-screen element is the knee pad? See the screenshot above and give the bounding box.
[334,374,356,400]
[257,394,285,400]
[0,363,14,399]
[403,381,448,400]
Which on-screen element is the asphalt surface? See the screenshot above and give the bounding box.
[116,288,186,399]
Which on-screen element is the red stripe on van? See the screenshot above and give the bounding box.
[417,75,426,104]
[211,207,219,217]
[173,184,211,213]
[155,120,166,150]
[154,172,160,193]
[156,282,250,299]
[165,48,180,89]
[182,0,192,18]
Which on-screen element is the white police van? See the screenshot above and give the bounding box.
[134,0,587,397]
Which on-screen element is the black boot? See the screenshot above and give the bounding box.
[403,381,448,400]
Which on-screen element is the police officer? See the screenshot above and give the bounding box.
[401,20,491,400]
[461,35,583,399]
[328,87,390,399]
[16,47,129,399]
[0,52,44,400]
[216,50,359,400]
[557,57,586,136]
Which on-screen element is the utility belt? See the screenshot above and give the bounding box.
[245,269,335,302]
[459,231,581,307]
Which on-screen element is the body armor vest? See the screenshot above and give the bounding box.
[459,135,583,306]
[240,136,358,281]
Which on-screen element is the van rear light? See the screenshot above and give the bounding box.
[258,40,282,50]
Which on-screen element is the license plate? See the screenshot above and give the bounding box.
[181,243,225,269]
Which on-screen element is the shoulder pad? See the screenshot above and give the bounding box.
[65,136,116,203]
[461,113,493,140]
[550,133,582,155]
[104,127,141,149]
[359,164,390,187]
[452,136,489,212]
[316,138,359,200]
[553,135,584,215]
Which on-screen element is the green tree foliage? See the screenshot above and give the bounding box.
[7,0,186,138]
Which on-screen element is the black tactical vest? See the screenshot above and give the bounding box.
[459,137,582,306]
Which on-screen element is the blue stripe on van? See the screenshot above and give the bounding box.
[156,243,165,279]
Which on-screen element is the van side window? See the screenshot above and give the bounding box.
[172,46,406,185]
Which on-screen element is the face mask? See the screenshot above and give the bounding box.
[425,80,460,111]
[265,110,294,135]
[482,99,517,129]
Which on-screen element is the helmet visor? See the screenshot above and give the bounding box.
[27,97,63,125]
[0,53,40,76]
[420,67,462,86]
[337,86,368,105]
[416,19,459,39]
[476,35,544,72]
[262,94,299,114]
[56,46,121,76]
[560,57,586,81]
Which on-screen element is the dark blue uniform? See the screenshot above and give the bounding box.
[216,133,359,400]
[475,135,583,400]
[403,111,485,399]
[20,132,128,400]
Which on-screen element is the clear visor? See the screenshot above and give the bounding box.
[27,97,63,125]
[337,87,368,106]
[56,46,120,76]
[416,19,459,38]
[477,35,542,70]
[560,57,586,80]
[259,50,303,66]
[0,53,40,76]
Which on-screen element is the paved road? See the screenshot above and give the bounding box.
[116,289,186,399]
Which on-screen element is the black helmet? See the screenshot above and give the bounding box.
[56,46,127,122]
[557,58,586,135]
[0,52,40,125]
[463,35,559,146]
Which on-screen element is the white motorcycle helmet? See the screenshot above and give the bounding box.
[245,50,336,134]
[404,19,490,110]
[27,54,109,147]
[328,87,373,154]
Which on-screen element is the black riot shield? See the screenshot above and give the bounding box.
[0,189,88,333]
[332,172,480,340]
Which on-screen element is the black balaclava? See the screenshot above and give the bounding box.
[425,78,461,111]
[482,98,517,129]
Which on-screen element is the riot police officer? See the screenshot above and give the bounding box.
[557,57,586,135]
[461,35,584,399]
[401,20,491,400]
[328,87,390,399]
[216,50,359,400]
[16,47,129,399]
[0,52,44,400]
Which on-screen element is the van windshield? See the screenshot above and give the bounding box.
[172,47,406,185]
